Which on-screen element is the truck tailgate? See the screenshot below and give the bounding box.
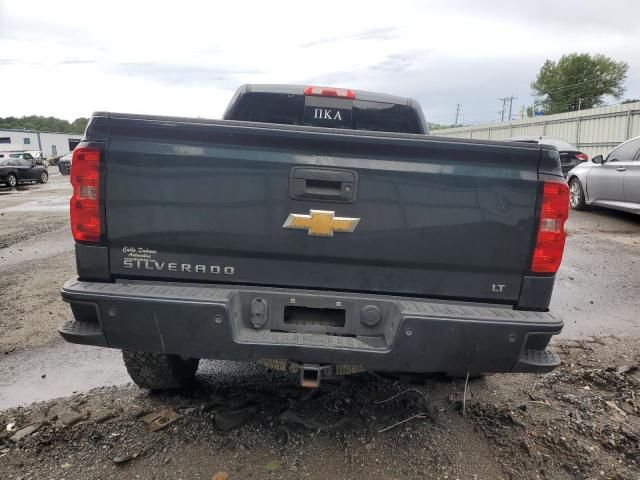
[97,114,541,303]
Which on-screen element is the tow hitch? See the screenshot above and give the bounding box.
[297,363,334,388]
[256,359,366,387]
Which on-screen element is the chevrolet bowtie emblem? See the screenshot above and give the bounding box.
[282,210,360,237]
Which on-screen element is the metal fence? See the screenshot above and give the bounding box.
[434,101,640,158]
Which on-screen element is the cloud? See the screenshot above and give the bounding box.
[60,60,96,65]
[110,62,263,88]
[299,27,398,48]
[370,51,430,72]
[0,0,638,124]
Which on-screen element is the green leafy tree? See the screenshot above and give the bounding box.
[0,116,88,134]
[531,53,628,114]
[69,117,89,134]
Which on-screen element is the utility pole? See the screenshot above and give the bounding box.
[499,98,507,122]
[454,104,461,126]
[507,95,517,121]
[577,97,582,111]
[520,105,525,119]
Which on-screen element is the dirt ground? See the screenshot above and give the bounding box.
[1,173,640,479]
[1,337,639,479]
[0,174,74,354]
[0,249,75,354]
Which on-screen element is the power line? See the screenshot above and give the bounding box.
[453,99,631,126]
[534,77,602,94]
[498,96,516,121]
[533,75,625,96]
[507,95,517,121]
[498,97,508,121]
[427,88,630,125]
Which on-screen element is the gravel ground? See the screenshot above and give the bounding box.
[1,337,640,479]
[0,173,74,353]
[1,174,639,479]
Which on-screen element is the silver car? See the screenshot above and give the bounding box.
[566,136,640,215]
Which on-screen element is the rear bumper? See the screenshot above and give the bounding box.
[60,279,563,374]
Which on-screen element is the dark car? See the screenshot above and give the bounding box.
[0,153,49,188]
[507,136,588,176]
[58,153,73,175]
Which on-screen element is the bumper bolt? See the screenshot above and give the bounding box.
[214,315,223,324]
[508,334,517,343]
[107,307,117,317]
[405,328,413,337]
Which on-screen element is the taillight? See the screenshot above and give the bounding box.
[531,178,569,273]
[575,153,588,162]
[304,86,356,99]
[70,147,101,243]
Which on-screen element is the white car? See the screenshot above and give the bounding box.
[566,136,640,215]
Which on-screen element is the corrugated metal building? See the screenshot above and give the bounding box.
[435,101,640,158]
[0,129,83,157]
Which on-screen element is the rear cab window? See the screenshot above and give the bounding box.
[223,85,427,135]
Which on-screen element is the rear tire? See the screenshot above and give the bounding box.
[569,178,587,211]
[122,351,199,390]
[39,171,49,184]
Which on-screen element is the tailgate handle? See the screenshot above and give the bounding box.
[290,167,357,202]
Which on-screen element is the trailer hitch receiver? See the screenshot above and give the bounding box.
[298,363,333,388]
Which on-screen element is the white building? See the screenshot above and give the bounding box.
[0,128,83,157]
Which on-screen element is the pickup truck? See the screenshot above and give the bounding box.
[60,84,568,389]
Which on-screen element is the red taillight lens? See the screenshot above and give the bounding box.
[531,179,569,273]
[575,153,589,162]
[304,86,356,99]
[70,147,101,243]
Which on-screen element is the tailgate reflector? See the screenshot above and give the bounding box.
[70,147,101,243]
[531,178,569,273]
[304,86,356,99]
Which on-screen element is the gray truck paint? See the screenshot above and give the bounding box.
[61,106,565,375]
[86,113,550,305]
[60,279,561,373]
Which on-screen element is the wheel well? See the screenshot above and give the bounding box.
[567,175,588,203]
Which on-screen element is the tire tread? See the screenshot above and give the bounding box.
[122,351,199,390]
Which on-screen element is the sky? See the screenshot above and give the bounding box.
[1,0,639,125]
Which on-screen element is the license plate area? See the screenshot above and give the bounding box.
[233,290,400,347]
[284,305,346,329]
[275,296,353,336]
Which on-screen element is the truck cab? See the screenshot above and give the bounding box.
[224,84,428,134]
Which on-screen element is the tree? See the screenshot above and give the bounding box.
[622,99,640,104]
[531,53,628,115]
[0,116,88,134]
